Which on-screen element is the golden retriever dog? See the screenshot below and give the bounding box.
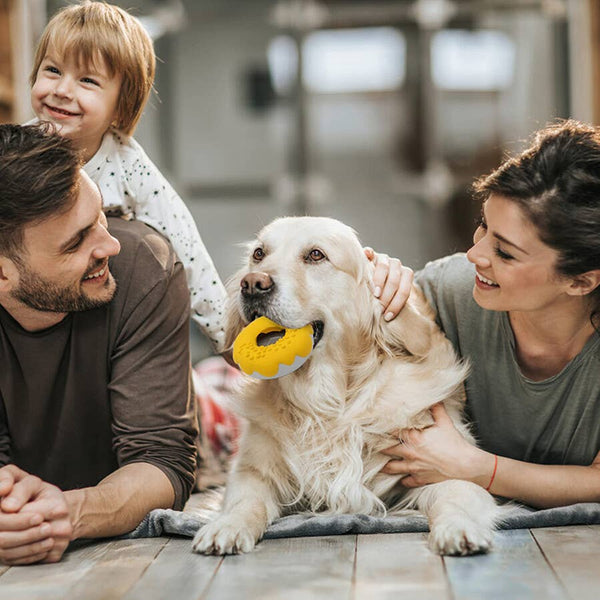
[192,216,501,556]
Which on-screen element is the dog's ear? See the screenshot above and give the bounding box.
[223,271,247,351]
[373,284,437,359]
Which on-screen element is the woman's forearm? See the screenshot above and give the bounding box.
[470,449,600,508]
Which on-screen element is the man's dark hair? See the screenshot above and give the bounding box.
[473,119,600,328]
[0,124,81,260]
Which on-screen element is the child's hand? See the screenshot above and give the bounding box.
[364,248,414,321]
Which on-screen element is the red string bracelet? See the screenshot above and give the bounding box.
[485,454,498,492]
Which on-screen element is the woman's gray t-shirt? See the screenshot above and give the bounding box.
[415,253,600,466]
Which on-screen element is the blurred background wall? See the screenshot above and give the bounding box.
[1,0,598,360]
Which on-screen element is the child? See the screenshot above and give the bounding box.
[28,0,227,351]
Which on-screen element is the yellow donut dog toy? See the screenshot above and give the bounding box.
[233,316,314,379]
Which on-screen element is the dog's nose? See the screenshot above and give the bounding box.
[241,272,274,296]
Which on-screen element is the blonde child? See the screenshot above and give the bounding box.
[29,0,227,351]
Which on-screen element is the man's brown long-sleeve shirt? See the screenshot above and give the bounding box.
[0,218,198,510]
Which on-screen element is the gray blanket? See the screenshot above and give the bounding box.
[125,500,600,540]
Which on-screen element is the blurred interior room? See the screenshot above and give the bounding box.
[1,0,598,360]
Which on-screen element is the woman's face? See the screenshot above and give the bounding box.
[466,194,574,313]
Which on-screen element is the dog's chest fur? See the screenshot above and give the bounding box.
[238,356,439,515]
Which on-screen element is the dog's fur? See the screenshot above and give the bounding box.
[192,216,501,556]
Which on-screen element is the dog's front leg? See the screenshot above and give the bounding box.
[192,466,281,555]
[409,480,501,556]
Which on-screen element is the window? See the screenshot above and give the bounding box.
[432,30,515,91]
[302,27,406,93]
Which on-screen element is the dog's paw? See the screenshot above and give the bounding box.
[429,516,493,556]
[191,517,259,555]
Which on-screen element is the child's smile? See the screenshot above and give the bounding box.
[31,50,122,162]
[42,104,81,118]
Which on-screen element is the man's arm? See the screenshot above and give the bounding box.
[65,463,174,539]
[0,462,174,564]
[106,224,198,512]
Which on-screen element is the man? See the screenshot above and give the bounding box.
[0,124,197,565]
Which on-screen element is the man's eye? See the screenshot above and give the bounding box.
[252,247,264,261]
[65,237,84,253]
[307,249,326,262]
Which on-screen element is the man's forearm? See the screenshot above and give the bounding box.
[65,463,175,539]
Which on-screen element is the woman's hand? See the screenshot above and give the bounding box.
[364,248,414,321]
[381,403,494,488]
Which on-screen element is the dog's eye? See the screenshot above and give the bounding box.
[252,247,265,261]
[307,249,326,262]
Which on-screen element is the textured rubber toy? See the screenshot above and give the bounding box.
[233,316,314,379]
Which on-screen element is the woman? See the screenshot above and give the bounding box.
[380,120,600,508]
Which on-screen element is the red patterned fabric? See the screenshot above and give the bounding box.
[193,357,241,487]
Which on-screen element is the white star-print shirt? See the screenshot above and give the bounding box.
[85,128,226,351]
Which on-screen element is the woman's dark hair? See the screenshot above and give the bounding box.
[473,119,600,329]
[0,123,81,261]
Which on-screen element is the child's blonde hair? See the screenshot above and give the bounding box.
[30,1,155,135]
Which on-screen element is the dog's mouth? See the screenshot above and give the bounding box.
[311,321,324,348]
[249,311,324,349]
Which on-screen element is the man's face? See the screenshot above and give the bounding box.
[11,172,121,313]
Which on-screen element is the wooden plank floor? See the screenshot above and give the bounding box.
[0,526,598,599]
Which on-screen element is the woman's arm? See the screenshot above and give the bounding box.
[481,454,600,508]
[382,403,600,508]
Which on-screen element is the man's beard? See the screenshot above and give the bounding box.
[11,261,117,313]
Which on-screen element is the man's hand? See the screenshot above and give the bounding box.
[364,248,414,321]
[0,465,73,565]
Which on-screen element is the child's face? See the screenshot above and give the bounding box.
[31,51,122,162]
